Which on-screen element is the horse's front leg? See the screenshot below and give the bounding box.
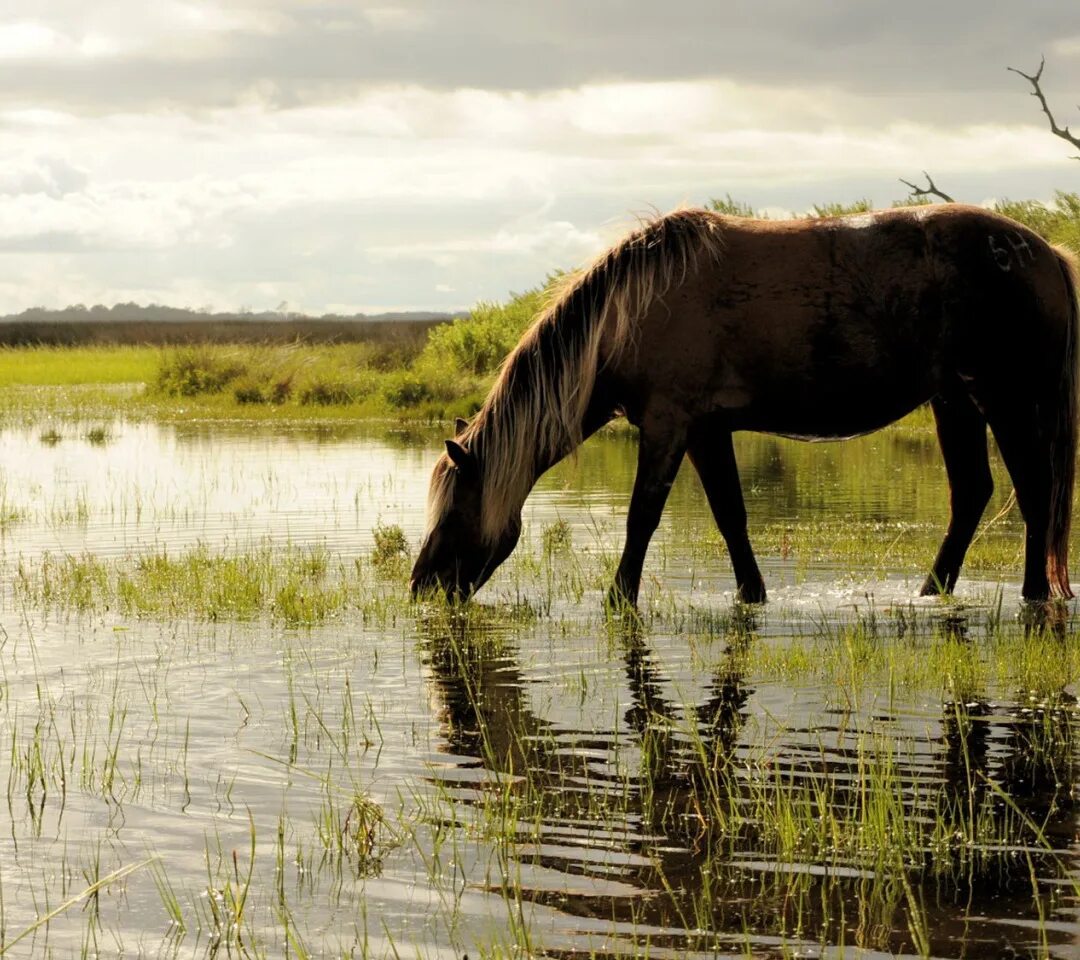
[608,414,688,609]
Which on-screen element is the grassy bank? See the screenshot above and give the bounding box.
[0,288,543,422]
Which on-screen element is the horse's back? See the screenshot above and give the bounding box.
[620,205,1071,438]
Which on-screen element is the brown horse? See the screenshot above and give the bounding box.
[410,205,1080,605]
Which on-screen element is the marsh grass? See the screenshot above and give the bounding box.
[0,345,158,387]
[16,542,402,625]
[371,522,410,575]
[151,341,484,420]
[750,515,1024,581]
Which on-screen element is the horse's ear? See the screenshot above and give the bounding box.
[454,417,468,435]
[444,439,477,475]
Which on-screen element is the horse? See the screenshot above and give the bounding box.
[410,205,1080,606]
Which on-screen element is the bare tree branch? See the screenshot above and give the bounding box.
[1008,56,1080,160]
[898,171,955,203]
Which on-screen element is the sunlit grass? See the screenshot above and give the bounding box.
[15,541,412,626]
[0,345,159,386]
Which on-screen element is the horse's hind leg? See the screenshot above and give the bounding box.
[983,403,1053,601]
[609,412,689,608]
[687,423,766,603]
[921,394,993,596]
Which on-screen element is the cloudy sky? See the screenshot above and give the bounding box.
[1,2,1078,315]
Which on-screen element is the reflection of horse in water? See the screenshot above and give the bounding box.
[412,206,1079,604]
[417,613,1079,956]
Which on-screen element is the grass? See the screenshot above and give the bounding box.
[0,345,158,386]
[0,342,484,422]
[408,602,1080,957]
[16,541,404,626]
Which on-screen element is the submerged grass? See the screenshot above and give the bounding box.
[16,541,401,626]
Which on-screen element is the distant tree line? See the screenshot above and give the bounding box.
[0,304,464,347]
[5,302,458,326]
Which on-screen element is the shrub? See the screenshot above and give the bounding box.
[420,285,547,376]
[233,378,268,404]
[708,194,758,218]
[808,199,872,218]
[363,339,426,372]
[156,346,247,396]
[995,191,1080,250]
[383,374,432,409]
[270,376,293,404]
[299,379,357,406]
[371,522,410,573]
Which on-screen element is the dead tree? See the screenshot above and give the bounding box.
[898,171,955,203]
[1008,56,1080,160]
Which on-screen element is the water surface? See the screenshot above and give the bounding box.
[0,418,1073,959]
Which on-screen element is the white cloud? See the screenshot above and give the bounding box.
[0,67,1074,314]
[0,22,62,59]
[0,156,88,198]
[367,219,605,262]
[0,21,119,60]
[1051,36,1080,58]
[362,6,429,31]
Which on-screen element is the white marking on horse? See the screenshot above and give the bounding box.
[989,231,1037,272]
[1006,231,1036,264]
[988,234,1011,271]
[844,214,874,229]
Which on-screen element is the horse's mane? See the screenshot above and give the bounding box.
[434,208,726,544]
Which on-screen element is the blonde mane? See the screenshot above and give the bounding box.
[431,208,727,544]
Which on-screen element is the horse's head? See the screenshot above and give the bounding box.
[410,435,521,601]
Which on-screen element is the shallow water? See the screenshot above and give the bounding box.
[0,418,1075,958]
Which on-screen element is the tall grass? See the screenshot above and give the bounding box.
[711,190,1080,252]
[147,283,553,418]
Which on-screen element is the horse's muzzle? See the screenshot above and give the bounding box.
[409,571,472,604]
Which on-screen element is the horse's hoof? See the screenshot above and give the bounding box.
[605,585,638,615]
[736,579,767,604]
[919,575,947,597]
[1020,589,1052,604]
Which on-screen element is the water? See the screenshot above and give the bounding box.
[0,418,1074,958]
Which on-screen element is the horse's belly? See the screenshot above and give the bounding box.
[725,376,932,440]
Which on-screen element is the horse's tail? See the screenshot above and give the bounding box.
[1047,245,1079,598]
